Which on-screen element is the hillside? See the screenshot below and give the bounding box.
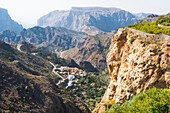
[128,15,170,35]
[38,7,138,35]
[0,26,87,52]
[17,41,81,68]
[16,41,111,110]
[62,34,112,71]
[1,40,110,111]
[93,28,170,112]
[0,8,23,32]
[0,40,90,113]
[105,88,170,112]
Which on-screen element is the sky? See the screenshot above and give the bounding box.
[0,0,169,28]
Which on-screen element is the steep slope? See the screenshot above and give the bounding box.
[0,26,87,51]
[62,34,112,71]
[17,41,81,68]
[0,8,23,32]
[0,40,90,113]
[38,7,138,35]
[93,28,170,112]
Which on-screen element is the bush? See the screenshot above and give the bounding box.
[130,38,134,44]
[105,88,170,113]
[127,16,170,35]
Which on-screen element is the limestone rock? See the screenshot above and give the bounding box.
[93,28,170,113]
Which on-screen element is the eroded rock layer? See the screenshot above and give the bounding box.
[93,28,170,113]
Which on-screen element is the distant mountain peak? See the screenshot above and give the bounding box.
[0,8,23,32]
[147,14,159,18]
[38,7,138,35]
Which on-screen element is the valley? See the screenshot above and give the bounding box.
[0,5,170,113]
[13,41,110,110]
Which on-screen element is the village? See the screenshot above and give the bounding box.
[54,66,87,88]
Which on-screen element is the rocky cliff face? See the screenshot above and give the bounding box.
[38,7,138,35]
[93,28,170,112]
[0,8,23,32]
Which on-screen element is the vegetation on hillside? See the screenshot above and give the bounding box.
[104,88,170,113]
[0,41,90,112]
[13,41,111,111]
[70,70,110,110]
[156,16,170,26]
[127,16,170,35]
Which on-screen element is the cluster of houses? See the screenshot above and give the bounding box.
[55,66,87,88]
[55,66,87,77]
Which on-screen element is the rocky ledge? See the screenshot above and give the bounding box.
[93,28,170,112]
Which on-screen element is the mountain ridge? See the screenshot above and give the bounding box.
[38,7,138,35]
[62,34,112,71]
[0,26,87,52]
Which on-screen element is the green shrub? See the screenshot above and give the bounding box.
[105,88,170,113]
[130,38,134,44]
[127,16,170,35]
[5,110,10,113]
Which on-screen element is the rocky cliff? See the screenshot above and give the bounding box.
[93,28,170,112]
[38,7,138,35]
[0,8,23,32]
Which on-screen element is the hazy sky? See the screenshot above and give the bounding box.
[0,0,169,28]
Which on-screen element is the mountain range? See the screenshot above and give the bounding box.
[38,7,138,35]
[0,7,169,113]
[0,26,87,52]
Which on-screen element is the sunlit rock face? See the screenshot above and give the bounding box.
[93,28,170,113]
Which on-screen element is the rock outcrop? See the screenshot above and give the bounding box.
[0,8,23,32]
[38,7,138,35]
[93,28,170,112]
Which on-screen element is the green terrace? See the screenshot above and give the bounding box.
[127,16,170,35]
